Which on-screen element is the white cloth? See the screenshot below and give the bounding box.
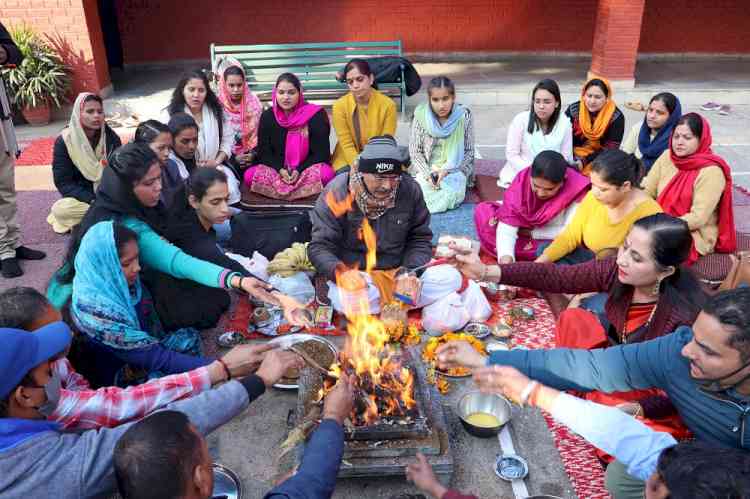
[550,392,676,481]
[495,202,579,261]
[168,151,190,179]
[327,264,462,315]
[499,111,574,188]
[163,106,241,205]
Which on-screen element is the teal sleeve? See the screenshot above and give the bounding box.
[487,328,689,393]
[122,218,230,289]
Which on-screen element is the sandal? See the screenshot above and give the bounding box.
[625,101,646,112]
[700,102,722,111]
[718,104,731,116]
[216,331,251,348]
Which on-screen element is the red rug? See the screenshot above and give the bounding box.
[488,297,611,498]
[16,137,56,166]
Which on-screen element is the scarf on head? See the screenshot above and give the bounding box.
[72,221,166,349]
[272,86,322,170]
[216,57,262,153]
[527,113,571,158]
[413,102,465,172]
[574,77,617,159]
[497,166,590,228]
[638,98,682,170]
[62,92,108,187]
[657,115,736,263]
[348,169,398,220]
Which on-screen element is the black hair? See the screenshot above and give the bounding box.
[223,65,245,80]
[676,112,703,139]
[187,167,228,201]
[611,213,705,324]
[427,76,456,97]
[530,150,568,184]
[113,223,138,258]
[649,92,679,115]
[276,72,302,92]
[657,441,750,498]
[82,94,103,106]
[703,288,750,361]
[0,287,50,330]
[527,79,562,134]
[115,411,204,499]
[167,69,224,138]
[134,120,171,145]
[583,78,609,98]
[591,149,643,187]
[167,112,199,137]
[344,58,372,78]
[108,142,160,185]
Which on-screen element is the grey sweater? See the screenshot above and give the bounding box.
[0,376,263,498]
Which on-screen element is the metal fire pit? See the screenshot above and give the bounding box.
[295,347,454,479]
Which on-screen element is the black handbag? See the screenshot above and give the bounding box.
[229,207,313,260]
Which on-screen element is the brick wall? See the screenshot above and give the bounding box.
[1,0,111,96]
[589,0,645,80]
[115,0,599,64]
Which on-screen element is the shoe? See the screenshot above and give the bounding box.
[1,257,23,278]
[700,102,722,111]
[625,101,646,112]
[216,331,251,348]
[15,246,46,260]
[718,104,731,116]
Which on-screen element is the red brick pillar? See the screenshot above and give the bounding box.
[588,0,646,89]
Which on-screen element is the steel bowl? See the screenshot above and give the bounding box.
[456,391,512,438]
[212,463,242,499]
[495,454,529,481]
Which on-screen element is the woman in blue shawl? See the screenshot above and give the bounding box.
[622,92,682,172]
[408,76,475,213]
[71,220,210,384]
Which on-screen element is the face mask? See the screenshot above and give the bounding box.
[695,359,750,393]
[34,372,62,418]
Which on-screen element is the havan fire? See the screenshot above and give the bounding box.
[317,191,419,426]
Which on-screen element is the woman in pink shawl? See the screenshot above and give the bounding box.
[243,73,334,200]
[216,57,262,171]
[475,150,590,262]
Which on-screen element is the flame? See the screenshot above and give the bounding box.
[322,185,418,427]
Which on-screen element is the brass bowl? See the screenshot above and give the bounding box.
[456,391,512,438]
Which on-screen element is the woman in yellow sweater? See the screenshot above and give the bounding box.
[537,149,662,264]
[332,59,397,172]
[642,113,736,264]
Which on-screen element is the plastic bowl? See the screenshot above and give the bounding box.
[456,391,512,438]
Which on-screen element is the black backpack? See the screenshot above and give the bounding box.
[229,206,313,260]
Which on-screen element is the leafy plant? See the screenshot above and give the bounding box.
[0,25,71,109]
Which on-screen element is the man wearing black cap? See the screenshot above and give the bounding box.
[0,321,300,498]
[309,135,462,314]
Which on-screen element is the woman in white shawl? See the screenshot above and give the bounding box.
[499,79,573,188]
[163,69,241,206]
[48,92,122,233]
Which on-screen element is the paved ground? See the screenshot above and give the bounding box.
[8,56,750,498]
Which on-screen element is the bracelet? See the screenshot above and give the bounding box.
[479,264,488,281]
[633,404,643,418]
[528,383,542,408]
[217,358,232,381]
[519,381,539,407]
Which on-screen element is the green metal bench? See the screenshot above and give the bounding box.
[210,41,407,113]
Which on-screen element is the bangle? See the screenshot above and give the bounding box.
[519,381,539,407]
[479,264,488,281]
[528,383,542,408]
[633,404,643,418]
[217,358,232,381]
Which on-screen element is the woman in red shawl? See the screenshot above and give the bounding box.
[475,150,589,262]
[244,73,334,200]
[642,113,736,264]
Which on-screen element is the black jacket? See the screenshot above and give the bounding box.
[308,173,433,280]
[255,107,330,172]
[52,126,122,204]
[0,23,23,66]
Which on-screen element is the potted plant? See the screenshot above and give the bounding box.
[0,25,71,126]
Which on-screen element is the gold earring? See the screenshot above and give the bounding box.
[652,277,662,296]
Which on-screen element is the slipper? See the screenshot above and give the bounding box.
[718,105,731,116]
[701,102,722,111]
[625,101,646,112]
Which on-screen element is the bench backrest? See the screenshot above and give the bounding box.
[210,41,403,95]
